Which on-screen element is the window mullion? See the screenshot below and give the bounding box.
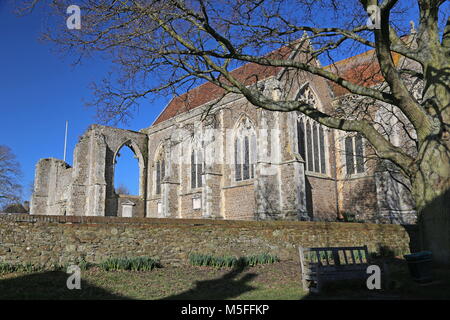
[353,137,357,174]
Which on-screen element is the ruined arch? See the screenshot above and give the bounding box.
[113,139,146,197]
[54,125,150,217]
[100,128,148,217]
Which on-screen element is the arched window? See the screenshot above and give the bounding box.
[234,117,256,181]
[114,145,139,196]
[154,147,165,195]
[344,134,365,175]
[295,83,327,174]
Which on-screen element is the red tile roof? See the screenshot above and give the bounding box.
[323,48,402,97]
[152,42,403,125]
[152,46,293,125]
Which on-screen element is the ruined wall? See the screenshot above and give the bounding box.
[0,214,416,267]
[31,125,148,217]
[30,158,72,216]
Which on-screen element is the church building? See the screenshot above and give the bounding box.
[30,41,417,224]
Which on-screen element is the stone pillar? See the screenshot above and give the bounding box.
[255,110,282,219]
[67,128,107,216]
[161,145,180,218]
[30,158,71,216]
[203,170,222,218]
[161,179,179,218]
[30,159,52,215]
[84,130,107,216]
[255,110,307,220]
[278,159,308,220]
[375,167,417,224]
[202,126,223,219]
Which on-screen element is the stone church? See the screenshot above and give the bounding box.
[30,41,417,224]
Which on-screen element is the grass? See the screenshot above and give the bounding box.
[0,262,61,274]
[0,256,160,275]
[99,257,161,271]
[0,259,449,300]
[188,253,279,268]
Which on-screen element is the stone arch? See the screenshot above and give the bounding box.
[82,125,148,217]
[113,139,146,197]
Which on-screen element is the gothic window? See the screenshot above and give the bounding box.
[234,117,256,182]
[191,149,203,189]
[345,134,365,175]
[155,148,165,195]
[296,83,327,174]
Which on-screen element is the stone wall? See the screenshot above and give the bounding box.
[0,214,416,268]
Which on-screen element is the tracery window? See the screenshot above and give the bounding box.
[234,117,256,181]
[295,83,327,174]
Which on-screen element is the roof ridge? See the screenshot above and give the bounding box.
[323,48,376,70]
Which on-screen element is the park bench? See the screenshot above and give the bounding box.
[298,245,387,293]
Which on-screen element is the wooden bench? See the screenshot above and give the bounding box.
[298,245,387,293]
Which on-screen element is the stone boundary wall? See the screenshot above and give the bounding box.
[0,214,417,267]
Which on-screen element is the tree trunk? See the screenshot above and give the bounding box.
[412,138,450,265]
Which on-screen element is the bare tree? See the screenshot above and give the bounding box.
[3,203,29,214]
[0,145,23,209]
[115,183,130,195]
[21,0,449,263]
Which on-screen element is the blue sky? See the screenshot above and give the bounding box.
[0,1,168,199]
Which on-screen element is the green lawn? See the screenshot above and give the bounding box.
[0,260,448,300]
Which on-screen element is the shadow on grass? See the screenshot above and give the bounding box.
[161,259,258,300]
[0,271,131,300]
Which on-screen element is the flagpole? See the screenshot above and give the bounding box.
[63,120,68,162]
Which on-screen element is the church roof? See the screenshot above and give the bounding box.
[323,48,402,97]
[152,45,292,126]
[152,40,406,126]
